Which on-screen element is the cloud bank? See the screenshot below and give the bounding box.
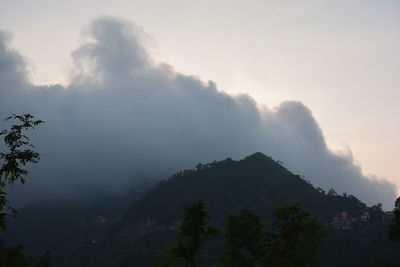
[0,17,396,208]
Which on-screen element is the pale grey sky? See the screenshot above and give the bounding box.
[1,0,399,193]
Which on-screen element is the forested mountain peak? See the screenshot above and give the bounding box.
[122,152,366,230]
[242,151,274,162]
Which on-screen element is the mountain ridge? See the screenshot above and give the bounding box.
[3,152,399,267]
[118,152,366,236]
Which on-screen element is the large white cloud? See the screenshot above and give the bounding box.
[0,17,396,208]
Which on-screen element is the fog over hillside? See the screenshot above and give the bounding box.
[0,17,396,208]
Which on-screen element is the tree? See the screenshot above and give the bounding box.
[327,188,338,196]
[221,209,266,267]
[261,204,326,267]
[0,114,43,227]
[0,114,44,266]
[388,197,400,242]
[0,240,28,267]
[167,201,218,267]
[36,250,52,267]
[369,203,384,224]
[222,204,326,267]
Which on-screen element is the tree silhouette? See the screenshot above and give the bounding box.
[388,197,400,242]
[0,241,28,267]
[0,114,44,226]
[221,209,265,266]
[222,204,326,267]
[36,250,52,267]
[0,114,44,266]
[262,204,326,267]
[167,201,218,267]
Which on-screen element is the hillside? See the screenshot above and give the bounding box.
[3,152,399,266]
[122,152,366,229]
[97,152,397,267]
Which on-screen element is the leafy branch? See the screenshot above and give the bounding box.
[0,114,44,229]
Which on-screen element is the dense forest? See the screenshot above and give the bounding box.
[2,152,400,266]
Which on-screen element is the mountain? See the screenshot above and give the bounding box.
[101,152,398,267]
[122,152,365,229]
[2,152,399,266]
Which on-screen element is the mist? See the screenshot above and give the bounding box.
[0,17,396,209]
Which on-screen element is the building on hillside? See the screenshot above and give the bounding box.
[360,212,370,223]
[331,212,351,230]
[383,211,395,225]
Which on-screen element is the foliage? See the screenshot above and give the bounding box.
[36,250,52,267]
[166,201,218,267]
[388,197,400,242]
[221,209,265,266]
[0,114,44,228]
[369,203,384,224]
[0,114,44,185]
[0,114,43,266]
[0,240,29,267]
[4,152,400,266]
[262,204,326,267]
[221,205,326,267]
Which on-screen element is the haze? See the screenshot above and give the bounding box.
[0,1,399,209]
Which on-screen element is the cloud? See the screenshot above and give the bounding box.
[0,17,396,209]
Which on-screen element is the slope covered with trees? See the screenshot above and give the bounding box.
[122,152,366,229]
[95,152,397,267]
[3,152,400,266]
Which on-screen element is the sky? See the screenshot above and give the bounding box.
[0,1,399,208]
